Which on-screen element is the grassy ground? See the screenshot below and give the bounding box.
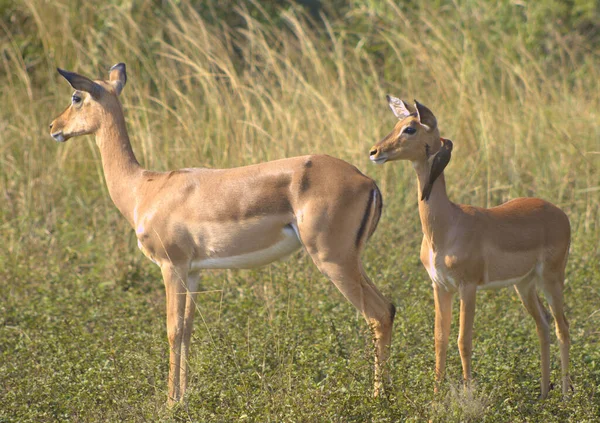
[1,0,599,421]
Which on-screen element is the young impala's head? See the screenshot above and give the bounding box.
[369,96,441,164]
[49,63,127,142]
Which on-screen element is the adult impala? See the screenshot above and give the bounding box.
[369,97,571,398]
[49,63,395,404]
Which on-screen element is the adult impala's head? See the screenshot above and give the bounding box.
[49,63,127,142]
[369,96,441,164]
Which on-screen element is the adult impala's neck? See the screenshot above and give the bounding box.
[95,106,143,227]
[413,160,455,246]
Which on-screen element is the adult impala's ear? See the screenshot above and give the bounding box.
[108,63,127,96]
[414,100,437,131]
[387,95,416,119]
[57,68,102,98]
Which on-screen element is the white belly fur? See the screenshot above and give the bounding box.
[426,248,537,291]
[478,265,537,291]
[190,225,302,270]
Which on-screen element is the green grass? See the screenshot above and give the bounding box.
[1,0,599,421]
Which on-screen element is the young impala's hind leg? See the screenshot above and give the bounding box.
[541,271,572,396]
[514,281,551,399]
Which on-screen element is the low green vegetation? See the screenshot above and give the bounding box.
[1,0,598,421]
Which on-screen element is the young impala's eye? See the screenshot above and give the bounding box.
[403,127,416,135]
[72,95,82,104]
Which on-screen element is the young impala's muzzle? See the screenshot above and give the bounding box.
[369,147,388,164]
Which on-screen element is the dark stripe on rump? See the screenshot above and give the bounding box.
[368,184,383,241]
[355,188,375,248]
[389,303,396,323]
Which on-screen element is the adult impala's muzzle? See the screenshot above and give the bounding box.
[51,131,66,142]
[49,120,66,142]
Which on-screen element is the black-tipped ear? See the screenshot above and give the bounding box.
[387,95,416,119]
[108,63,127,96]
[57,68,102,97]
[414,100,437,131]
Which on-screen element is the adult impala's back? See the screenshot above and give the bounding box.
[50,63,395,404]
[369,96,571,398]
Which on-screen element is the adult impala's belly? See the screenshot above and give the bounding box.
[191,223,302,270]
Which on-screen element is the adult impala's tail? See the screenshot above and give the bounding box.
[356,183,383,249]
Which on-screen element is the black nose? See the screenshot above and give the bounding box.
[369,148,378,156]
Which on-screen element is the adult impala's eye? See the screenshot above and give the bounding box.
[72,95,82,104]
[403,127,416,135]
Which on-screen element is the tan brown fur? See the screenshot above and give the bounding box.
[369,97,571,399]
[50,64,394,404]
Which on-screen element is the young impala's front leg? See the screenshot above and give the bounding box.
[458,284,477,388]
[161,264,188,405]
[433,283,453,393]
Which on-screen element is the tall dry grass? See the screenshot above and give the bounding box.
[1,1,597,239]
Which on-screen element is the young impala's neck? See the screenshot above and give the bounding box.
[413,160,455,246]
[95,107,143,227]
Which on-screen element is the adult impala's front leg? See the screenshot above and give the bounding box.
[433,283,453,393]
[161,264,188,405]
[180,272,200,399]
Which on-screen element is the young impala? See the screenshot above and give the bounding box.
[49,63,395,404]
[369,97,571,398]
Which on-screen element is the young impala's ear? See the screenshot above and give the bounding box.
[414,100,437,131]
[387,95,416,119]
[57,68,102,98]
[108,63,127,96]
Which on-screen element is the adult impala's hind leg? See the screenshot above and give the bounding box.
[541,272,571,396]
[296,186,392,396]
[361,266,395,391]
[161,264,188,405]
[312,258,394,396]
[514,282,551,398]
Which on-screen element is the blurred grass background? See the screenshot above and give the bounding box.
[0,0,599,421]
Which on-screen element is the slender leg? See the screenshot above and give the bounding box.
[360,267,395,395]
[542,274,571,396]
[161,264,188,405]
[433,283,453,393]
[180,272,200,400]
[296,190,392,397]
[514,282,551,398]
[308,257,394,397]
[458,283,477,388]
